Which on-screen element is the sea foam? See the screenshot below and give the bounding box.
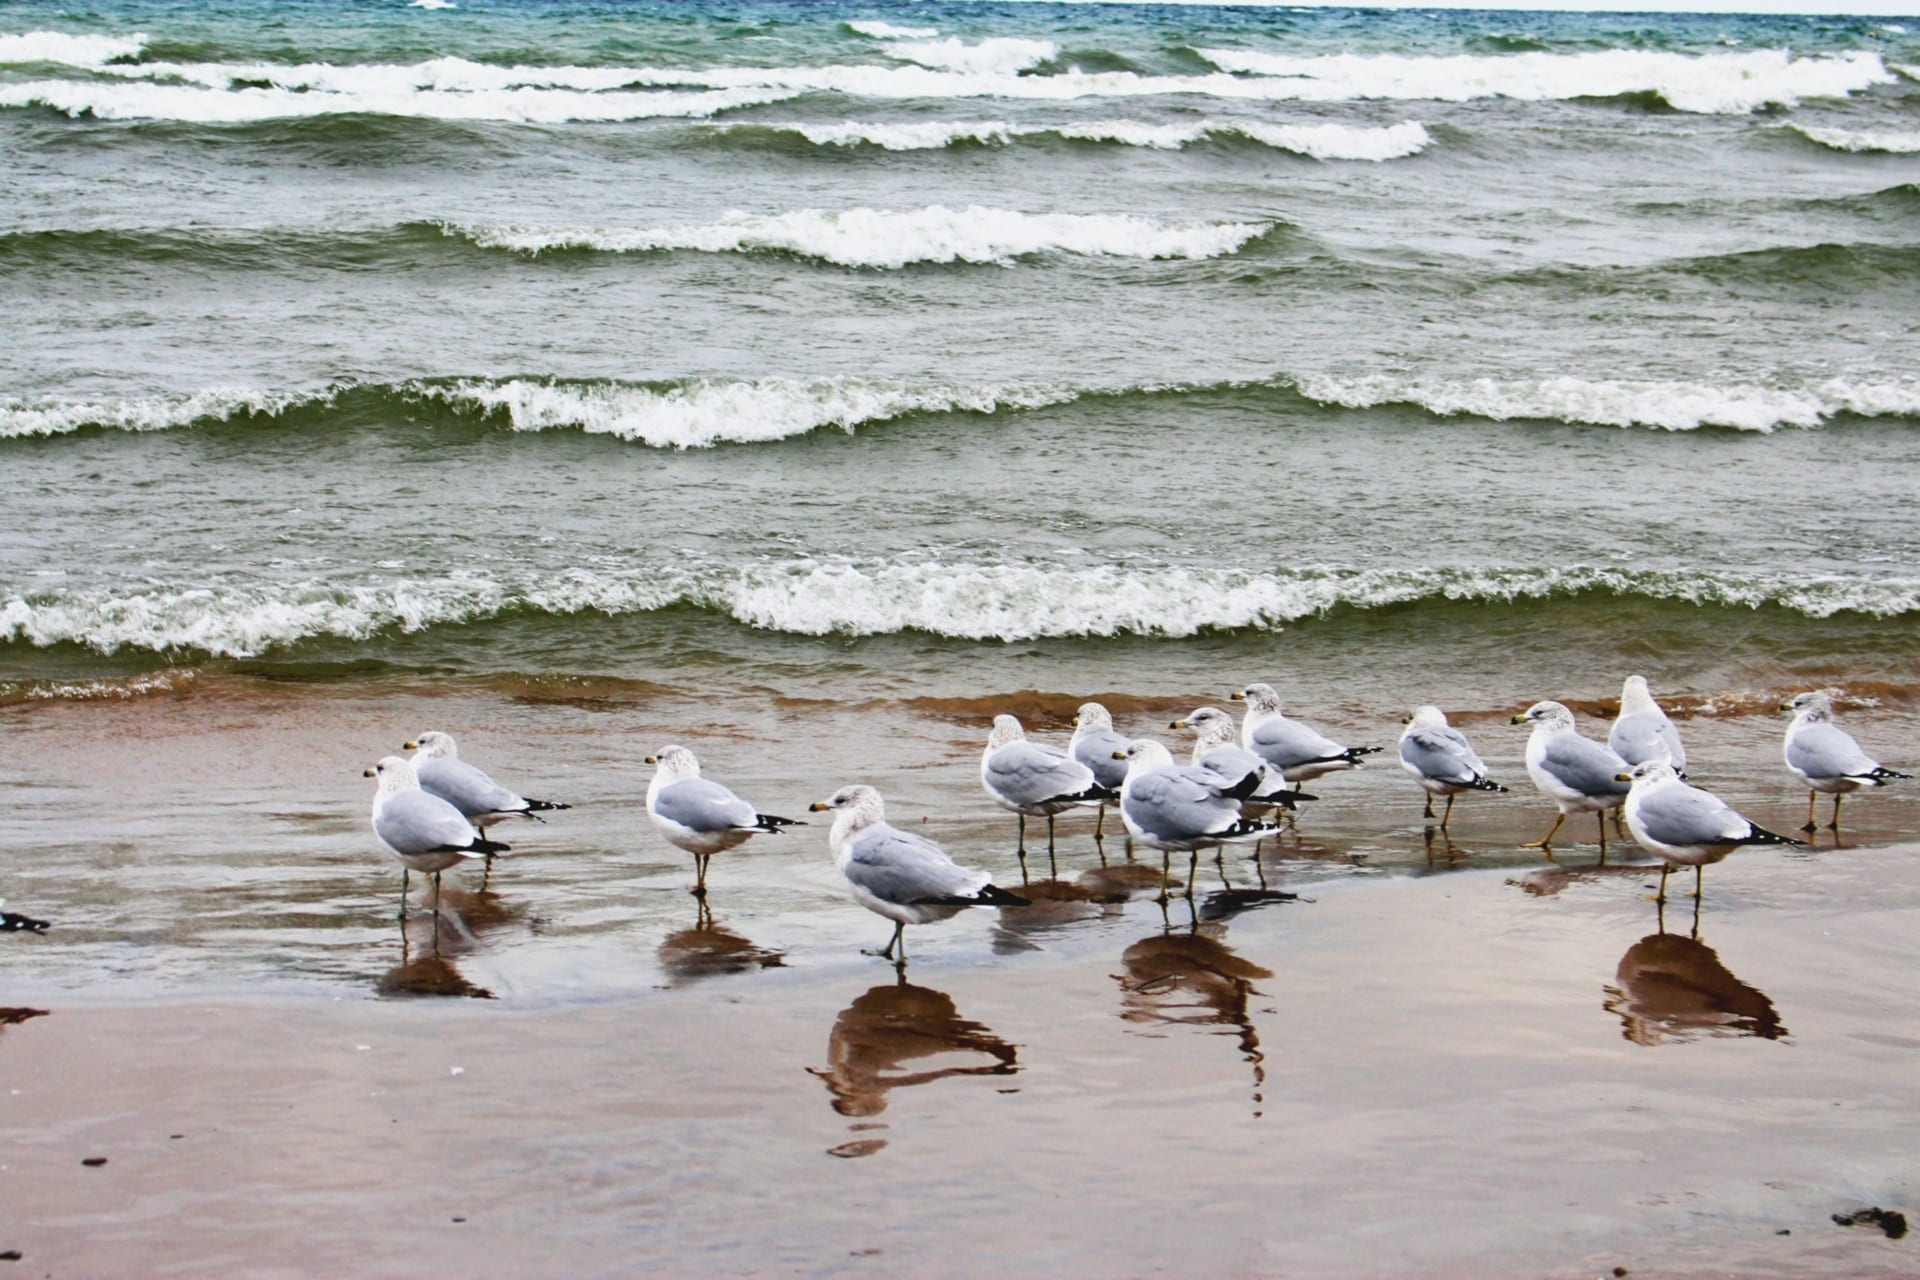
[1788,123,1920,154]
[742,117,1429,159]
[0,29,147,67]
[1195,47,1892,113]
[1292,373,1920,433]
[423,377,1083,449]
[0,388,307,439]
[442,207,1272,267]
[8,562,1919,657]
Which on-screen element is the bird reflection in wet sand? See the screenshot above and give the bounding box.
[1603,908,1786,1046]
[810,973,1018,1158]
[374,884,515,999]
[991,867,1157,953]
[658,900,786,986]
[1117,904,1274,1116]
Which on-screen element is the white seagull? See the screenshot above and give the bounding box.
[810,784,1027,964]
[1608,677,1687,774]
[1115,739,1281,897]
[1231,683,1381,784]
[1511,701,1633,851]
[980,714,1115,861]
[1169,705,1314,811]
[1397,705,1507,829]
[365,755,508,917]
[404,730,571,833]
[1069,702,1133,841]
[1618,761,1802,902]
[1781,691,1911,831]
[645,745,803,895]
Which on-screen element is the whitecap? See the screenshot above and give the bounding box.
[0,29,147,68]
[1291,373,1920,433]
[441,206,1272,268]
[847,20,939,40]
[0,387,309,438]
[1789,123,1920,154]
[882,36,1057,76]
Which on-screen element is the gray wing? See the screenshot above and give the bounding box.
[1196,744,1269,790]
[1788,722,1877,780]
[376,790,479,855]
[1609,713,1681,770]
[417,757,526,817]
[1072,728,1132,790]
[1639,783,1749,845]
[653,778,759,833]
[986,740,1096,806]
[1124,769,1236,842]
[1539,734,1632,797]
[1399,727,1483,786]
[1247,716,1346,770]
[845,824,985,905]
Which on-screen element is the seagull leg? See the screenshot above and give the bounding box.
[692,853,709,898]
[1691,863,1704,900]
[1828,794,1843,831]
[864,921,905,961]
[1801,790,1818,834]
[1185,851,1199,899]
[398,868,409,921]
[1046,814,1058,879]
[431,871,443,918]
[1440,793,1456,830]
[1214,848,1229,890]
[1423,795,1435,821]
[1157,850,1171,903]
[1522,813,1565,850]
[1095,805,1105,840]
[1017,814,1027,855]
[1597,812,1610,855]
[1655,863,1671,905]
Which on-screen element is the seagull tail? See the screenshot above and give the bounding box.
[1221,770,1265,802]
[525,798,571,813]
[1741,824,1805,848]
[470,836,512,856]
[1866,766,1913,782]
[1223,817,1284,841]
[1469,777,1509,793]
[1252,787,1316,808]
[1342,746,1385,763]
[973,883,1030,908]
[1067,783,1120,804]
[753,813,806,831]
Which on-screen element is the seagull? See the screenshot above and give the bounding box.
[365,755,509,918]
[404,731,571,835]
[1608,676,1687,774]
[1781,691,1911,831]
[1617,761,1803,902]
[1397,705,1507,828]
[980,714,1115,863]
[1168,705,1314,810]
[1230,683,1381,783]
[1510,701,1632,851]
[645,745,804,895]
[1115,739,1281,897]
[810,785,1028,964]
[1069,702,1133,841]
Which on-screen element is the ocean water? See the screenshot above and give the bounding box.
[3,0,1920,997]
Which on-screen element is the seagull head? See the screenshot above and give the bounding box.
[403,730,457,759]
[987,714,1026,750]
[1230,683,1282,715]
[1170,705,1237,749]
[809,784,885,832]
[645,745,701,779]
[365,755,419,797]
[1782,690,1833,721]
[1617,760,1679,787]
[1511,701,1574,731]
[1404,705,1448,729]
[1074,702,1114,733]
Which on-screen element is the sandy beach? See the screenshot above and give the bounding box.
[4,681,1918,1278]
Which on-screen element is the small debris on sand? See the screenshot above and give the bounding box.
[1832,1208,1908,1239]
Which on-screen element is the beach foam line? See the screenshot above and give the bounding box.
[727,117,1431,159]
[1787,122,1920,154]
[439,207,1275,267]
[6,372,1919,444]
[0,77,795,123]
[0,29,147,67]
[1193,46,1892,114]
[7,562,1920,657]
[880,36,1057,75]
[846,20,940,40]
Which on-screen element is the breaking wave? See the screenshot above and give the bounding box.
[727,117,1431,159]
[7,562,1919,657]
[439,207,1276,268]
[1787,123,1920,154]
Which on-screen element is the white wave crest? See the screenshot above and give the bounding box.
[443,206,1271,268]
[1788,123,1920,154]
[0,29,147,68]
[410,0,457,8]
[883,37,1056,76]
[9,562,1919,656]
[747,116,1427,159]
[422,377,1082,448]
[1292,373,1920,433]
[1195,47,1892,113]
[1894,63,1919,83]
[848,20,940,40]
[0,77,793,123]
[0,387,306,438]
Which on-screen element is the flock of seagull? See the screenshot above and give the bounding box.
[365,679,1910,963]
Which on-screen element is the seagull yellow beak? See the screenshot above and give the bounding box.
[1112,750,1129,760]
[808,801,830,812]
[1228,690,1246,702]
[1168,718,1187,729]
[1509,713,1530,724]
[643,755,657,764]
[402,739,418,750]
[1778,701,1794,712]
[1400,714,1412,724]
[1615,772,1634,782]
[362,766,376,777]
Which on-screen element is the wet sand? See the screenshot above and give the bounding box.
[3,680,1919,1276]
